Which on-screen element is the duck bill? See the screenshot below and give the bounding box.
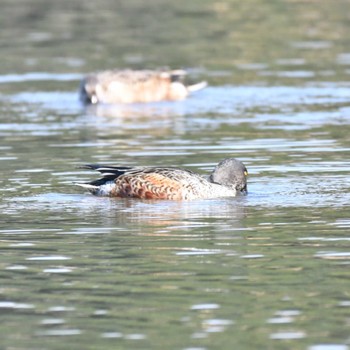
[240,185,248,195]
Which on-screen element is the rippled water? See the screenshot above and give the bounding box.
[1,1,350,350]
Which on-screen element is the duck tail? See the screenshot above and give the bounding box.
[187,81,207,93]
[75,182,100,195]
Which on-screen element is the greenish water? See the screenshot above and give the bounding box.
[0,1,350,350]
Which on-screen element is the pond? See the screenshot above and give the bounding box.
[0,1,349,349]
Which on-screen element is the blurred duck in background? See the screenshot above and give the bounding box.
[79,69,207,104]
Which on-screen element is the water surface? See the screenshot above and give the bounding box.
[0,1,350,350]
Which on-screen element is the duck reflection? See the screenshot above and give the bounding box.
[8,193,247,231]
[83,99,190,119]
[74,194,247,230]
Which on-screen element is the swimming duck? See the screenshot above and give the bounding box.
[79,69,207,104]
[77,158,248,200]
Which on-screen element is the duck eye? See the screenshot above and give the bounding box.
[244,170,248,176]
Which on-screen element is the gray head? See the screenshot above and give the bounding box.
[209,158,248,194]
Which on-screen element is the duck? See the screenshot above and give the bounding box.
[79,69,207,104]
[77,158,248,200]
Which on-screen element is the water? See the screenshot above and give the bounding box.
[1,1,350,349]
